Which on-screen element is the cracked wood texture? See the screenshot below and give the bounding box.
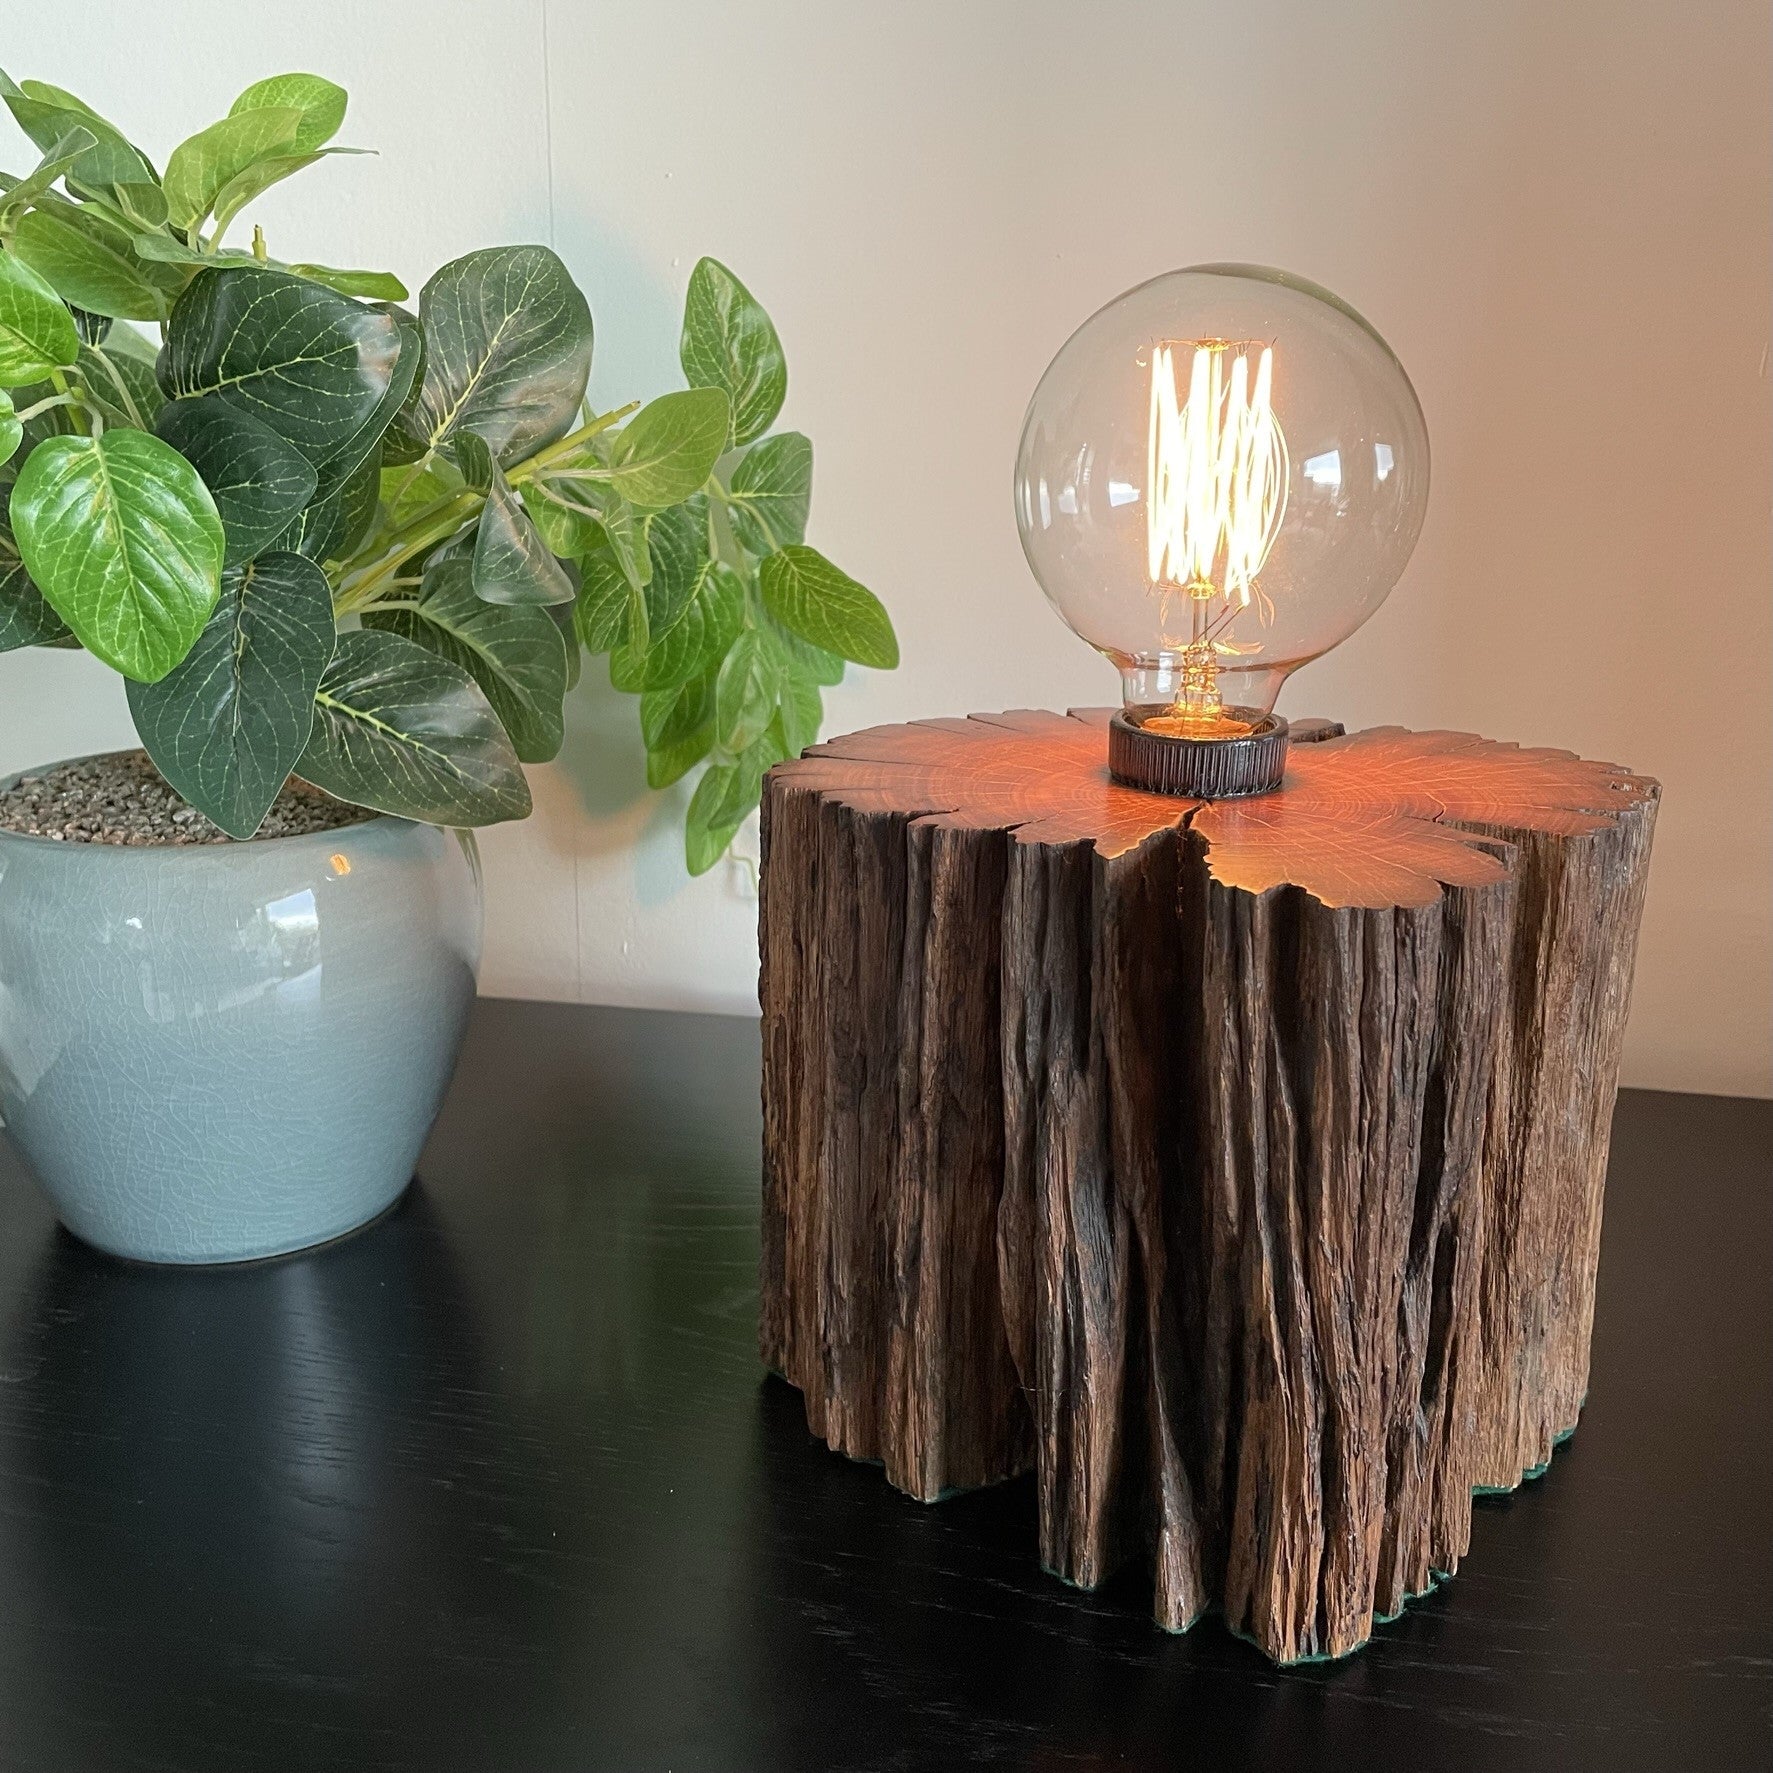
[758,710,1658,1664]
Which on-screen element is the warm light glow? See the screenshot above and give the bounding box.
[1147,341,1287,599]
[1145,341,1288,724]
[329,854,351,876]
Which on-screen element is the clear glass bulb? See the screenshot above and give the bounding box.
[1014,264,1430,728]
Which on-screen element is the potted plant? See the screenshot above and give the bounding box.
[0,69,897,1262]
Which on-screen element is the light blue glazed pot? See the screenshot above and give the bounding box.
[0,759,482,1264]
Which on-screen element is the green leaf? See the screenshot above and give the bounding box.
[574,539,639,652]
[582,480,649,589]
[609,557,743,694]
[381,458,458,525]
[159,263,400,465]
[309,302,421,505]
[456,431,573,606]
[605,388,729,508]
[208,153,359,242]
[522,482,598,560]
[715,627,779,753]
[759,545,897,669]
[9,427,224,680]
[551,597,581,690]
[156,395,319,565]
[298,626,531,825]
[112,180,167,230]
[680,258,786,448]
[0,390,18,466]
[0,127,97,219]
[162,106,304,232]
[641,670,717,789]
[0,73,157,202]
[336,442,382,557]
[0,522,70,648]
[0,251,80,385]
[271,486,349,562]
[777,673,822,754]
[366,555,566,763]
[641,496,708,637]
[11,203,173,321]
[125,550,335,837]
[229,73,348,155]
[726,431,812,556]
[288,261,408,302]
[393,245,592,465]
[761,606,845,686]
[684,722,788,875]
[77,339,164,429]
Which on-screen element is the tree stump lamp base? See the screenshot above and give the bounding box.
[758,710,1658,1664]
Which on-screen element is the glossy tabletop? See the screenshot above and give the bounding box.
[0,999,1766,1772]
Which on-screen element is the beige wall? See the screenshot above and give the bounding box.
[4,0,1768,1094]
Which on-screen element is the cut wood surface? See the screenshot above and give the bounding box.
[759,710,1658,1663]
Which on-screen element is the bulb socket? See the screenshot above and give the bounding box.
[1109,707,1290,798]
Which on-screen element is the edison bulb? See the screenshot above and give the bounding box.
[1014,264,1429,788]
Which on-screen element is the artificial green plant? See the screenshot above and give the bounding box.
[0,70,896,870]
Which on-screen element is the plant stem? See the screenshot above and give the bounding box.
[332,403,640,612]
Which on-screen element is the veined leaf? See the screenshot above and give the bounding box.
[0,251,80,385]
[393,244,592,465]
[680,257,786,447]
[523,481,600,559]
[112,180,167,230]
[289,261,408,302]
[157,395,318,565]
[336,442,382,556]
[759,545,897,669]
[208,151,360,242]
[576,479,648,590]
[10,427,223,680]
[456,431,573,606]
[777,673,822,755]
[380,458,459,526]
[228,74,348,155]
[13,203,175,321]
[0,127,97,220]
[309,303,421,506]
[77,339,164,429]
[298,626,531,825]
[159,263,399,465]
[162,106,304,231]
[574,539,640,653]
[271,485,349,562]
[0,390,18,466]
[125,550,335,837]
[609,556,743,693]
[551,596,581,690]
[714,626,779,753]
[0,72,157,203]
[684,721,788,875]
[761,606,845,686]
[727,430,811,556]
[641,669,717,789]
[0,521,70,648]
[605,387,728,508]
[366,556,567,763]
[641,495,708,637]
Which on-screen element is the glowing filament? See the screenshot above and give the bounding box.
[1146,342,1288,605]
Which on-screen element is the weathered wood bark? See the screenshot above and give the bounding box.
[758,711,1658,1663]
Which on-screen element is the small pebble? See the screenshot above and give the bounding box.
[0,751,378,846]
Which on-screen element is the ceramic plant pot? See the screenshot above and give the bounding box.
[0,760,482,1263]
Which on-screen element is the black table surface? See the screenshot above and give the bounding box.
[0,999,1766,1773]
